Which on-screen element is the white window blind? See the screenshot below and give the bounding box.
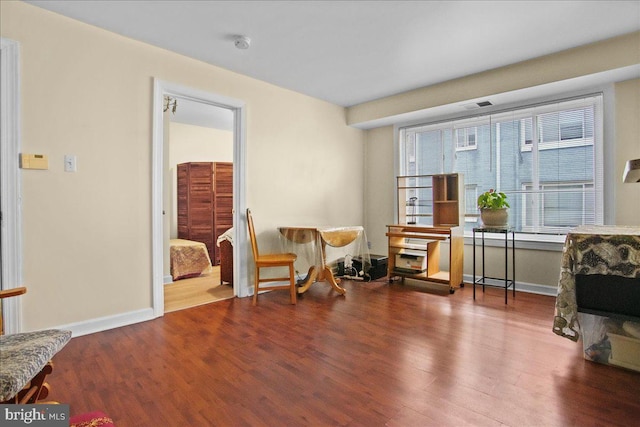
[399,94,603,235]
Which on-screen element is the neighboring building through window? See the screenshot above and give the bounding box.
[455,126,478,150]
[399,94,603,235]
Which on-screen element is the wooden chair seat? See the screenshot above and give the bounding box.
[247,209,298,305]
[255,253,297,264]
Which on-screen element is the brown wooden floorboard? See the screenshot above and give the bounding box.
[48,280,640,426]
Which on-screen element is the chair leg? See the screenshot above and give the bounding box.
[5,361,54,404]
[289,263,297,305]
[253,268,259,306]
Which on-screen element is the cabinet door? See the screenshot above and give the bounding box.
[213,162,233,265]
[177,164,189,239]
[177,162,215,261]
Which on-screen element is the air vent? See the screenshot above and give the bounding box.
[477,101,493,107]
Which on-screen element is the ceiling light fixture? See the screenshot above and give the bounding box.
[234,35,251,50]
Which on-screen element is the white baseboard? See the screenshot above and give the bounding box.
[51,308,157,338]
[48,277,555,339]
[163,274,173,284]
[462,274,557,296]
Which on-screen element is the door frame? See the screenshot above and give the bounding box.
[151,79,248,317]
[0,38,24,334]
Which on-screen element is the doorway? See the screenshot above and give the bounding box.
[164,97,233,311]
[152,79,249,318]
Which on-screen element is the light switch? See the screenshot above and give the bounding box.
[64,155,77,172]
[20,154,49,170]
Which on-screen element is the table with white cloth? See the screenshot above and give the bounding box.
[278,226,371,295]
[553,225,640,342]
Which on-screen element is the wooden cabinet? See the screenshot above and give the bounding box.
[177,162,233,265]
[386,225,464,293]
[389,173,464,293]
[219,239,233,285]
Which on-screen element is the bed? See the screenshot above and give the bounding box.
[170,239,212,281]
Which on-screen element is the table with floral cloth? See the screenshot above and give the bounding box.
[553,225,640,342]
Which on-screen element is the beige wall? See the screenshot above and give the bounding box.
[364,126,396,256]
[615,79,640,225]
[168,123,233,239]
[1,2,365,331]
[349,31,640,126]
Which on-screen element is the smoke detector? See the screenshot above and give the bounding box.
[234,35,251,50]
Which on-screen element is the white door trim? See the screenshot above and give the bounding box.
[0,38,24,334]
[151,79,248,317]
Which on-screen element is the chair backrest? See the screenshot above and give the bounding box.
[0,287,27,335]
[246,208,259,262]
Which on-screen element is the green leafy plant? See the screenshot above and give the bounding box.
[477,189,510,210]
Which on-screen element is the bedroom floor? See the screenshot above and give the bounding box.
[164,266,234,312]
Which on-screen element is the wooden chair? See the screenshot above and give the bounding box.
[246,208,298,305]
[0,286,27,335]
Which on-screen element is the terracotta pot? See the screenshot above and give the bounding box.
[480,208,509,228]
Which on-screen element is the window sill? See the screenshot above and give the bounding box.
[463,231,566,251]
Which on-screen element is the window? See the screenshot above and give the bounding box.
[521,182,595,233]
[523,106,594,150]
[455,126,478,150]
[464,184,478,222]
[399,94,603,235]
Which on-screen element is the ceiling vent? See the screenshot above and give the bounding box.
[476,100,493,107]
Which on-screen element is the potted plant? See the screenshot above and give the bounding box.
[477,189,510,227]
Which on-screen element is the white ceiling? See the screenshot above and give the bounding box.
[25,0,640,109]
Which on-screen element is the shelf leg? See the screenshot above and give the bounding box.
[482,232,486,294]
[473,229,476,300]
[504,231,508,304]
[512,230,516,298]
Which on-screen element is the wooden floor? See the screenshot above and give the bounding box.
[164,267,234,313]
[49,280,640,426]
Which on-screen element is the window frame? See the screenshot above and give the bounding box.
[396,93,605,245]
[520,181,596,234]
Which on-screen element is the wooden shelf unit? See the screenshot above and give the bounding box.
[397,173,464,227]
[386,225,464,293]
[390,173,464,293]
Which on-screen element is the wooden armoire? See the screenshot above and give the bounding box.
[177,162,233,265]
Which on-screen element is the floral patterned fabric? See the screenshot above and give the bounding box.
[170,239,212,281]
[0,329,72,401]
[70,411,115,427]
[553,226,640,341]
